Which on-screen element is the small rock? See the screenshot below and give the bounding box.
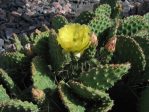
[5,28,14,39]
[0,38,4,47]
[21,13,33,22]
[0,8,6,20]
[11,11,22,16]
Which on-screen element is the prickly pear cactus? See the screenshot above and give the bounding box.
[0,1,149,112]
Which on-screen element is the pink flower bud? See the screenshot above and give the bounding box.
[105,36,117,53]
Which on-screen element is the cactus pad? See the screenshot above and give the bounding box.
[31,56,56,92]
[114,36,146,73]
[0,99,39,112]
[118,16,147,36]
[95,4,111,17]
[0,85,10,101]
[0,52,26,70]
[144,12,149,27]
[58,81,85,112]
[0,69,20,96]
[68,81,113,112]
[52,15,68,31]
[48,29,71,70]
[89,14,112,36]
[132,36,149,81]
[78,63,131,91]
[31,30,49,55]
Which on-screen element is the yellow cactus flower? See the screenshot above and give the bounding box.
[57,23,91,53]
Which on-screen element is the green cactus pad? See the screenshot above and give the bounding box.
[139,87,149,112]
[31,30,49,55]
[58,81,85,112]
[0,69,20,96]
[118,16,148,36]
[132,36,149,68]
[78,63,130,91]
[95,4,111,17]
[132,36,149,81]
[48,29,71,70]
[89,14,112,36]
[114,36,146,73]
[12,34,23,52]
[75,11,95,24]
[0,85,10,101]
[100,0,121,18]
[144,12,149,27]
[0,99,39,112]
[135,30,149,37]
[68,81,108,100]
[0,52,26,70]
[68,81,113,112]
[31,56,56,92]
[51,15,68,31]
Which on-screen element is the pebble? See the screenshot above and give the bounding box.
[0,38,4,47]
[0,39,4,53]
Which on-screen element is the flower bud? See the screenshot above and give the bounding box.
[105,36,117,53]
